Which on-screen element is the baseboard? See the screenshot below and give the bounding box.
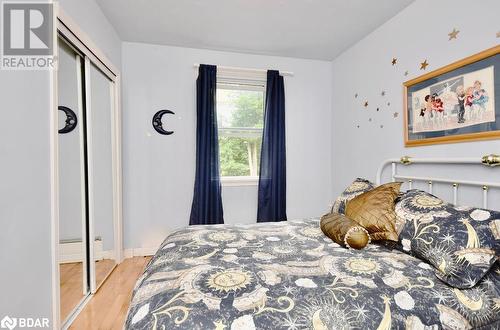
[123,246,158,258]
[59,240,114,263]
[61,242,158,260]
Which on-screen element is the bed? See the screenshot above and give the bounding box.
[125,157,500,329]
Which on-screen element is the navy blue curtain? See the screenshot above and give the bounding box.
[189,64,224,225]
[257,70,287,222]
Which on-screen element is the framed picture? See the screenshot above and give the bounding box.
[404,45,500,147]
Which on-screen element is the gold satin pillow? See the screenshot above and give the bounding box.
[345,182,402,242]
[320,212,370,249]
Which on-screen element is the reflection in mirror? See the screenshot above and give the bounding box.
[57,38,88,322]
[89,63,116,287]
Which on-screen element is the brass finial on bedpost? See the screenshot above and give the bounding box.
[481,154,500,167]
[400,156,412,165]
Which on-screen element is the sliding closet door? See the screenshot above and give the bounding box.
[87,62,117,289]
[57,38,89,322]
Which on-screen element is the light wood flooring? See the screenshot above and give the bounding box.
[95,259,118,288]
[60,262,85,321]
[69,256,151,329]
[60,259,118,322]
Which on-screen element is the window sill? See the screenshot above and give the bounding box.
[221,176,259,187]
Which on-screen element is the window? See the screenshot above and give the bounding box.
[217,78,265,184]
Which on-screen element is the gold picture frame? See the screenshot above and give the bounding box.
[404,45,500,147]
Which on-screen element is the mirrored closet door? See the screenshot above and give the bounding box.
[57,37,89,323]
[56,24,121,327]
[87,62,117,289]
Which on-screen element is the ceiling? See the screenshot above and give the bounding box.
[96,0,414,61]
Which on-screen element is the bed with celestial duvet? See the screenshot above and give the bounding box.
[125,211,499,329]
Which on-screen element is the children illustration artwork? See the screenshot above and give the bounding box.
[411,66,495,133]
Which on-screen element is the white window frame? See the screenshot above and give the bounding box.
[217,69,266,186]
[220,175,260,186]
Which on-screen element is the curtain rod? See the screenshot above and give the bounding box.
[193,64,294,77]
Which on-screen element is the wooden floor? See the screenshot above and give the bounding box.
[95,259,118,288]
[69,257,151,329]
[60,262,84,321]
[60,259,118,322]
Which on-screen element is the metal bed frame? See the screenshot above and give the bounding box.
[376,154,500,208]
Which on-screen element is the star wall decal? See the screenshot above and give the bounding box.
[404,71,409,76]
[448,28,459,40]
[381,91,386,96]
[380,125,384,128]
[391,58,397,65]
[357,125,360,128]
[364,101,369,107]
[420,59,429,70]
[376,107,380,112]
[387,102,391,106]
[393,112,399,118]
[354,93,358,98]
[369,118,372,122]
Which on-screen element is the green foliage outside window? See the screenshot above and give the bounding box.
[218,89,264,177]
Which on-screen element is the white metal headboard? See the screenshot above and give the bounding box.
[376,154,500,208]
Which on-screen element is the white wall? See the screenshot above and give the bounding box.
[58,0,122,68]
[331,0,500,208]
[0,70,54,325]
[122,42,333,250]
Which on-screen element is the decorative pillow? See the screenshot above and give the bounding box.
[396,190,500,288]
[345,182,402,242]
[331,178,375,214]
[320,212,370,249]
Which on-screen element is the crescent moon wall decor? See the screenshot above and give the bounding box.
[58,106,78,134]
[152,109,175,135]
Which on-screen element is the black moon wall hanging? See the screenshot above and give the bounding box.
[152,109,175,135]
[58,106,78,134]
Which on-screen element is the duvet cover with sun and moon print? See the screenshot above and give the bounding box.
[125,219,499,330]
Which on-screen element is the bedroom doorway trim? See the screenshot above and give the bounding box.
[50,6,123,329]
